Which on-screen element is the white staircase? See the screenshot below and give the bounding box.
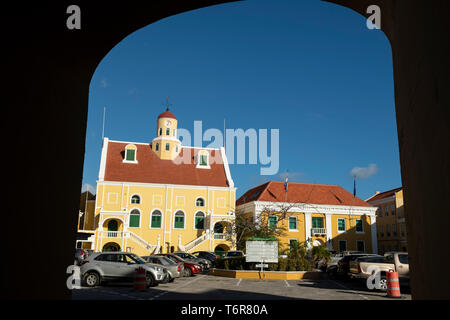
[182,232,210,252]
[126,231,158,254]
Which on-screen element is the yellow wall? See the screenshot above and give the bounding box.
[93,182,235,256]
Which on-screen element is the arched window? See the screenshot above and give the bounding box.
[129,209,140,228]
[174,211,185,229]
[173,129,176,137]
[195,212,205,230]
[159,128,162,136]
[123,144,137,163]
[155,143,159,151]
[165,143,170,151]
[131,195,140,204]
[151,210,162,228]
[166,128,170,136]
[196,197,205,207]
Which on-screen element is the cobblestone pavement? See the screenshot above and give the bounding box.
[71,273,412,300]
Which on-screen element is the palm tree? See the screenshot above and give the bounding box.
[310,245,331,269]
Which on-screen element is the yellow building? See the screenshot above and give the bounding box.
[236,181,378,253]
[366,187,407,254]
[91,108,236,256]
[76,191,97,249]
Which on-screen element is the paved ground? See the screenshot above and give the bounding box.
[72,273,412,300]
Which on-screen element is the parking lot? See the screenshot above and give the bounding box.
[71,273,412,300]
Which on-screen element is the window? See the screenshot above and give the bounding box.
[131,195,140,204]
[338,240,347,252]
[194,212,205,229]
[165,143,170,151]
[391,204,396,215]
[356,240,365,252]
[337,218,346,232]
[125,149,135,161]
[379,225,384,237]
[174,211,185,229]
[385,206,389,216]
[355,219,363,232]
[378,207,383,218]
[384,254,394,263]
[151,210,162,228]
[129,209,140,228]
[173,129,176,137]
[289,217,297,230]
[401,224,405,237]
[166,128,170,136]
[269,216,277,228]
[155,143,159,151]
[398,254,408,264]
[196,198,205,207]
[386,224,390,236]
[176,145,178,152]
[200,154,208,166]
[289,239,298,250]
[392,224,397,236]
[159,128,162,136]
[312,217,323,228]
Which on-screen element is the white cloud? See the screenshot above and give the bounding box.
[81,183,96,194]
[350,164,378,179]
[279,171,306,181]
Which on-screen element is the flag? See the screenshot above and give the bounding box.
[284,174,288,193]
[353,176,356,197]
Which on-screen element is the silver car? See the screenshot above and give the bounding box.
[80,252,167,287]
[143,255,184,282]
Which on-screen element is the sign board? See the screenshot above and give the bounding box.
[255,264,269,268]
[245,240,278,263]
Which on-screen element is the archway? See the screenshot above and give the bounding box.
[214,244,230,258]
[4,0,449,300]
[102,242,121,252]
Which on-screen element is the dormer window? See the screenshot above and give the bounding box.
[123,144,138,163]
[196,150,210,169]
[155,143,159,151]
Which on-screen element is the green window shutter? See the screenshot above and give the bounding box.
[312,217,323,228]
[129,214,140,227]
[151,215,161,228]
[269,216,277,228]
[289,217,297,229]
[356,219,363,232]
[195,217,204,229]
[175,216,184,228]
[338,219,345,231]
[200,155,207,166]
[126,149,135,161]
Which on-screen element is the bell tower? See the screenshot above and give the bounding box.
[151,99,182,160]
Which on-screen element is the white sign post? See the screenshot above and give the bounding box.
[246,240,278,279]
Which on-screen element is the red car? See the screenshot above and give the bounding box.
[156,253,202,276]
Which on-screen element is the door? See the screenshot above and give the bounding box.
[107,220,118,237]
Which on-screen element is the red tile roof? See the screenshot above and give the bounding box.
[158,110,176,120]
[103,141,230,187]
[237,181,371,207]
[366,187,402,202]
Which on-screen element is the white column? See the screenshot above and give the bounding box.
[325,214,333,250]
[370,215,378,254]
[304,212,312,248]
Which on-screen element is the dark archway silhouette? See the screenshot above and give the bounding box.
[2,0,449,299]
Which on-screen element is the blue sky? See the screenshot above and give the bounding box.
[83,0,401,200]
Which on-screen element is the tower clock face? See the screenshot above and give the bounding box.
[165,120,172,127]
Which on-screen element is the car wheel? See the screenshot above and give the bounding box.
[169,277,175,283]
[185,268,192,277]
[146,272,157,288]
[379,275,387,291]
[84,272,100,287]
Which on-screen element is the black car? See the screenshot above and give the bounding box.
[191,251,219,262]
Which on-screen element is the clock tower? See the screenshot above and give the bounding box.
[151,107,182,160]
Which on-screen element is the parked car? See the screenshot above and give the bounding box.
[224,250,245,258]
[80,252,168,287]
[156,253,202,277]
[329,253,379,280]
[349,252,409,289]
[142,255,183,282]
[173,251,212,270]
[75,249,87,265]
[191,251,219,262]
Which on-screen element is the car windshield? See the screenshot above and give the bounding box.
[398,254,408,264]
[226,251,242,257]
[126,254,146,264]
[165,255,185,263]
[161,257,176,265]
